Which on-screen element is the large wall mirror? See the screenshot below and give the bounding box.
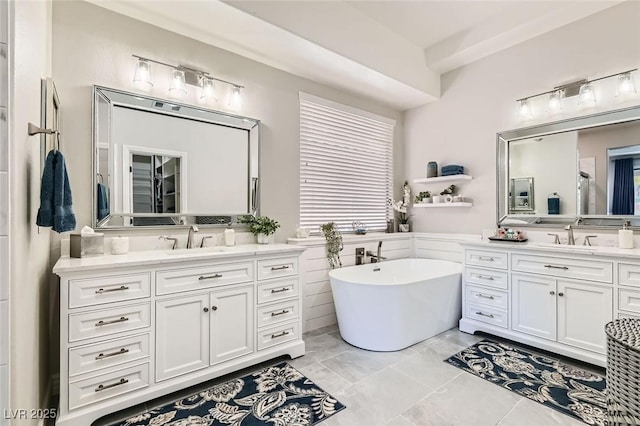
[93,86,260,228]
[497,105,640,229]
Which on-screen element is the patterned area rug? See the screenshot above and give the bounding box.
[445,339,606,425]
[110,362,346,426]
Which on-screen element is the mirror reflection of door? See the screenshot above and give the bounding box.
[509,177,535,213]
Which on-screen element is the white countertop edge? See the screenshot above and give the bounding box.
[53,244,306,275]
[460,240,640,259]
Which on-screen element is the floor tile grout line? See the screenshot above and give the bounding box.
[401,370,464,410]
[495,396,524,425]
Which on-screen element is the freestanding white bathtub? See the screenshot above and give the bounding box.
[329,258,462,351]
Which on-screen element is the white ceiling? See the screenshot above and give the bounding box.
[88,0,623,110]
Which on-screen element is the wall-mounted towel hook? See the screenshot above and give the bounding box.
[97,173,104,184]
[28,122,61,152]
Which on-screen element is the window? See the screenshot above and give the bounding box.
[299,93,395,233]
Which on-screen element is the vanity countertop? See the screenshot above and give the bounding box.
[53,243,306,275]
[460,239,640,260]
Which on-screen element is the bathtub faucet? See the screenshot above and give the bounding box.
[366,241,386,263]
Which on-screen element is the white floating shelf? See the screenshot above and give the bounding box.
[412,175,472,184]
[413,202,473,208]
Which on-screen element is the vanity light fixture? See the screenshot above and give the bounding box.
[133,58,152,87]
[131,54,244,107]
[616,71,637,97]
[547,89,564,113]
[169,69,187,96]
[516,68,638,120]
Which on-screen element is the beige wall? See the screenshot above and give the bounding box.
[405,1,640,234]
[51,1,404,246]
[9,0,54,422]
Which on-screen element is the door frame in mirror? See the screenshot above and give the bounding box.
[497,104,640,229]
[92,85,261,229]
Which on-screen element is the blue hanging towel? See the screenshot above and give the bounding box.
[97,182,109,221]
[36,151,76,233]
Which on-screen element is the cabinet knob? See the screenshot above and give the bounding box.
[211,306,218,311]
[549,291,555,295]
[203,307,209,313]
[558,292,564,297]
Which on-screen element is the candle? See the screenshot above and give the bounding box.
[111,236,129,255]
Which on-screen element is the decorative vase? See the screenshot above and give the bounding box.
[256,233,270,244]
[398,223,410,233]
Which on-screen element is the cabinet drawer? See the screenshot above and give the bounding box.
[68,363,149,410]
[511,254,612,283]
[257,321,300,350]
[257,277,299,304]
[69,303,150,343]
[618,288,640,314]
[69,333,150,377]
[465,250,508,270]
[465,303,508,328]
[156,262,253,295]
[618,263,640,288]
[257,299,300,328]
[465,285,508,310]
[257,257,298,281]
[464,267,508,290]
[69,273,151,309]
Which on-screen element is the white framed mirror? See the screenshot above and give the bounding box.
[92,86,260,228]
[497,104,640,229]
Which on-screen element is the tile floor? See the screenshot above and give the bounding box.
[93,326,599,426]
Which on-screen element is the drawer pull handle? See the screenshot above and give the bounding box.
[544,264,569,270]
[95,286,129,294]
[199,274,223,280]
[271,309,290,317]
[477,293,495,300]
[474,274,495,281]
[271,331,290,339]
[475,311,495,318]
[550,291,555,295]
[271,265,290,271]
[95,378,128,392]
[271,288,290,294]
[95,316,129,327]
[478,256,495,262]
[558,292,564,297]
[95,348,129,360]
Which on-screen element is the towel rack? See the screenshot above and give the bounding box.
[28,122,60,152]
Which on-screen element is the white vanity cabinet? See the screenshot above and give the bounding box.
[460,242,621,367]
[53,244,305,426]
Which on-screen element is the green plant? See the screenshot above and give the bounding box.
[415,191,431,203]
[237,215,280,236]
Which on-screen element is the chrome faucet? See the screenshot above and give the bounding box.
[187,225,199,249]
[564,224,575,245]
[366,241,386,263]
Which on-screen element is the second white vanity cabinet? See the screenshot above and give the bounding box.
[460,242,624,367]
[54,244,305,426]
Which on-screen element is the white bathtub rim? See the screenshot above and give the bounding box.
[328,258,461,286]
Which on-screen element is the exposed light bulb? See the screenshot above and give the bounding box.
[169,69,187,97]
[616,72,637,97]
[133,58,153,87]
[518,99,533,120]
[547,89,563,114]
[229,86,243,111]
[578,82,597,107]
[200,78,217,101]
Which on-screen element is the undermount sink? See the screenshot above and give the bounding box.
[166,246,233,255]
[533,243,597,251]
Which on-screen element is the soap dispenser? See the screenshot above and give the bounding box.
[224,223,236,246]
[619,220,634,249]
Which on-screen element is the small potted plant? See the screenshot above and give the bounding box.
[238,215,280,244]
[415,191,432,204]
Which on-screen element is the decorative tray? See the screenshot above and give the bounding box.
[488,236,528,243]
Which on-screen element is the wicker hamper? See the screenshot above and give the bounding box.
[605,318,640,426]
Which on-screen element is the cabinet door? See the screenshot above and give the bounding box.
[512,274,556,340]
[156,294,210,381]
[557,280,612,354]
[210,284,254,365]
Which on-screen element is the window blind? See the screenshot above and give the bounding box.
[299,93,394,233]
